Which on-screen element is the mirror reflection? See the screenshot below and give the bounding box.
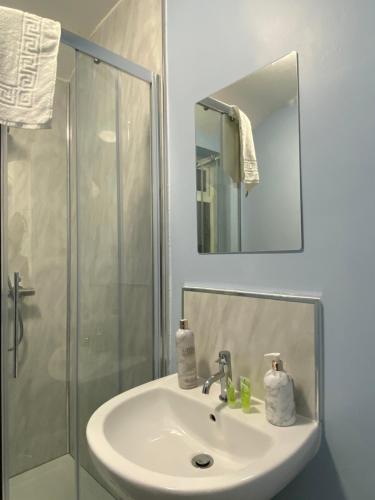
[195,51,302,254]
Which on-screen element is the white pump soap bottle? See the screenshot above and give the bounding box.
[264,353,296,427]
[176,319,198,389]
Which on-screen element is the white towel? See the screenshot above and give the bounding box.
[231,105,259,193]
[0,7,61,129]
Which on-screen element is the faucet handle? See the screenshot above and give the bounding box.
[216,350,231,365]
[217,351,232,380]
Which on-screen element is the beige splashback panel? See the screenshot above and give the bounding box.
[183,288,321,420]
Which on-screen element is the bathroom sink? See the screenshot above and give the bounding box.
[87,374,320,500]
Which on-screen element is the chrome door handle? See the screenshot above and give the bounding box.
[13,272,21,378]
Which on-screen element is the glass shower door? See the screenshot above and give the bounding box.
[74,50,155,499]
[0,80,74,500]
[0,35,160,500]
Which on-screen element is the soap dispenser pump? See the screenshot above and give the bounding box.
[263,353,296,427]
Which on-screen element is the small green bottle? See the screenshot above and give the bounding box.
[226,377,237,408]
[240,376,251,413]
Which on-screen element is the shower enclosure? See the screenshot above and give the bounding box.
[0,31,162,500]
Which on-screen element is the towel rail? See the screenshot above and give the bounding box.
[198,96,235,119]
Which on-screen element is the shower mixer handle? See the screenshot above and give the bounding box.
[13,272,21,378]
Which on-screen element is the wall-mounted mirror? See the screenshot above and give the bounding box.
[195,52,302,254]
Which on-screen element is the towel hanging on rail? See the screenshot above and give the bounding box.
[0,6,61,129]
[231,105,259,194]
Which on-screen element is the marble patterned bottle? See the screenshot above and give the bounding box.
[263,353,296,426]
[176,319,197,389]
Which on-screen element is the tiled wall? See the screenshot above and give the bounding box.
[183,288,321,419]
[91,0,162,74]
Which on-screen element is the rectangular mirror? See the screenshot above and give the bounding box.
[195,51,302,254]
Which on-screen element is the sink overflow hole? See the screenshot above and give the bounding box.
[209,413,216,422]
[191,454,214,469]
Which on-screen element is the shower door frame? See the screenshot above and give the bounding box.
[0,29,164,500]
[60,29,164,379]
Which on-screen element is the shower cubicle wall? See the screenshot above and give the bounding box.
[0,31,162,500]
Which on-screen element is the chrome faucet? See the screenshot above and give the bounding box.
[202,351,232,402]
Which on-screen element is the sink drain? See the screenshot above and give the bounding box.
[191,453,214,469]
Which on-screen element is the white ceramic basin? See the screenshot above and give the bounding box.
[87,374,320,500]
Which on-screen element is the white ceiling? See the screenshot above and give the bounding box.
[1,0,120,79]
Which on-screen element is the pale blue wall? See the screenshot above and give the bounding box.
[165,0,375,498]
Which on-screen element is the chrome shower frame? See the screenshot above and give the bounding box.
[0,29,165,500]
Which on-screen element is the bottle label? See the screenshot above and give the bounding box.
[182,345,195,356]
